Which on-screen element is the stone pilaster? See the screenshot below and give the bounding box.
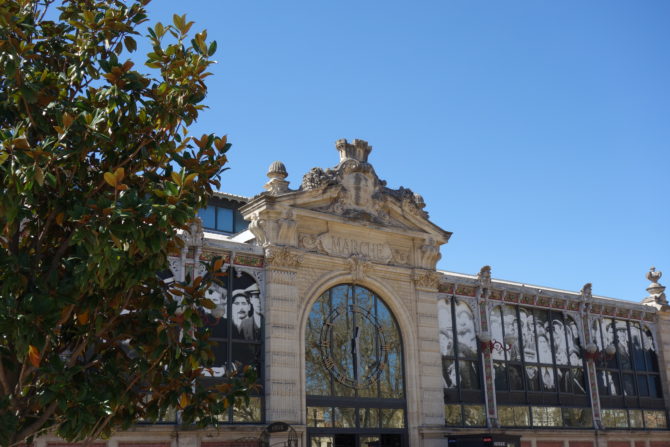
[263,246,303,424]
[413,270,444,447]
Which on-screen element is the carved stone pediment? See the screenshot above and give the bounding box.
[297,139,434,231]
[241,139,451,270]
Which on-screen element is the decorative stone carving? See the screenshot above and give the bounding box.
[299,232,393,264]
[249,211,297,248]
[642,267,668,308]
[418,238,441,269]
[477,265,492,290]
[248,213,269,247]
[348,255,373,282]
[390,248,410,266]
[299,232,328,254]
[264,246,302,270]
[264,161,291,195]
[277,211,298,247]
[336,138,372,163]
[182,218,204,248]
[300,167,336,190]
[414,270,440,290]
[299,139,429,226]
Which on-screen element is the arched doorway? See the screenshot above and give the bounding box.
[305,284,407,447]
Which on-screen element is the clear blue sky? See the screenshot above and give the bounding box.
[143,0,669,302]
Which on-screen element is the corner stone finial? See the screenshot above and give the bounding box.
[477,265,492,289]
[643,266,667,307]
[335,138,372,164]
[264,161,290,195]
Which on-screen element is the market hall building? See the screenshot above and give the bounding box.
[41,140,669,447]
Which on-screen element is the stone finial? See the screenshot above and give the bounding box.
[580,283,593,300]
[264,161,290,195]
[335,138,372,164]
[477,265,492,289]
[643,266,667,307]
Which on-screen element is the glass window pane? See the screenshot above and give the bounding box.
[216,206,234,232]
[490,306,505,361]
[608,372,621,396]
[499,406,530,427]
[566,317,582,366]
[571,368,586,394]
[592,320,603,351]
[597,371,609,395]
[630,322,646,371]
[552,315,568,365]
[648,375,662,398]
[198,206,216,229]
[443,358,457,389]
[360,437,380,447]
[616,320,632,370]
[311,437,334,447]
[540,366,556,392]
[232,343,261,371]
[642,327,658,371]
[333,407,356,428]
[503,306,521,361]
[233,210,247,233]
[637,374,649,396]
[623,373,635,396]
[535,310,552,364]
[232,396,261,422]
[377,297,404,399]
[557,368,569,393]
[454,300,477,359]
[519,308,537,363]
[494,362,508,391]
[644,410,668,429]
[359,408,379,428]
[602,409,628,428]
[463,405,486,426]
[438,298,454,357]
[381,408,405,428]
[603,319,618,369]
[629,409,644,428]
[445,404,462,426]
[307,407,333,427]
[508,364,524,390]
[562,408,592,428]
[458,360,480,390]
[526,366,540,391]
[532,406,562,427]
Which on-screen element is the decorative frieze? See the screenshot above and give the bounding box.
[300,232,393,264]
[265,246,302,270]
[414,270,440,290]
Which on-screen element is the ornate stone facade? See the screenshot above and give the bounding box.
[37,140,669,447]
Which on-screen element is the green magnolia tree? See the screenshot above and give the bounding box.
[0,1,256,445]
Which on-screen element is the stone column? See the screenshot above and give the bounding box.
[263,246,304,433]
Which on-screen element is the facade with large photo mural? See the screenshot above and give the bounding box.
[38,140,669,447]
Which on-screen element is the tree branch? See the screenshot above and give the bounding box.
[12,400,59,447]
[0,355,10,395]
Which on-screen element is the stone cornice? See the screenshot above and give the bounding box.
[439,270,658,317]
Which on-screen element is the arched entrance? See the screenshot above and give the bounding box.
[305,284,407,447]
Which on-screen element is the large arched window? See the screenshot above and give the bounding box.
[438,297,485,427]
[305,285,406,432]
[591,318,667,429]
[491,305,591,428]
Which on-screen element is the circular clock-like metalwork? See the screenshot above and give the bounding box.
[319,303,390,389]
